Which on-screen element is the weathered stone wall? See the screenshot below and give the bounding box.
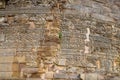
[0,14,46,78]
[0,0,120,80]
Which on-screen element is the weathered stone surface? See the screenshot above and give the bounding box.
[26,78,42,80]
[45,72,54,79]
[92,13,115,22]
[54,73,68,79]
[16,55,26,63]
[110,77,120,80]
[0,72,13,78]
[0,63,13,72]
[58,59,66,66]
[0,33,5,42]
[81,73,105,80]
[0,49,16,56]
[0,56,14,63]
[69,74,79,79]
[0,0,119,79]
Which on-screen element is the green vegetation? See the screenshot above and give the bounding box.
[59,32,62,39]
[116,55,120,72]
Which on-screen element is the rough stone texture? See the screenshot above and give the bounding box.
[81,73,105,80]
[45,72,54,79]
[0,0,120,79]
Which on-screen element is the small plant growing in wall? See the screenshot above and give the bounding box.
[116,55,120,73]
[59,32,62,40]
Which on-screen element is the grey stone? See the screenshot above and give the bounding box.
[69,74,79,79]
[54,73,68,79]
[81,73,105,80]
[0,33,5,42]
[110,77,120,80]
[92,13,115,22]
[67,67,77,73]
[0,49,16,56]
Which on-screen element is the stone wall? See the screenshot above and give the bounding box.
[0,0,120,80]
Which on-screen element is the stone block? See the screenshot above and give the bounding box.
[0,56,14,63]
[16,55,26,63]
[0,41,17,48]
[0,72,13,78]
[45,72,54,79]
[92,13,115,22]
[58,59,66,66]
[26,62,38,67]
[38,46,58,51]
[26,78,42,80]
[67,67,77,73]
[69,74,79,79]
[0,0,5,8]
[0,63,13,72]
[0,49,16,56]
[46,16,54,22]
[0,33,5,42]
[54,73,68,79]
[110,77,120,80]
[12,63,19,72]
[81,73,104,80]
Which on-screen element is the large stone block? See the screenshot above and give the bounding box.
[54,73,68,79]
[92,13,115,22]
[0,72,13,78]
[0,63,13,72]
[110,77,120,80]
[81,73,104,80]
[0,56,14,63]
[0,49,16,56]
[0,41,17,48]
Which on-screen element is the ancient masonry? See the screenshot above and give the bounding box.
[0,0,120,80]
